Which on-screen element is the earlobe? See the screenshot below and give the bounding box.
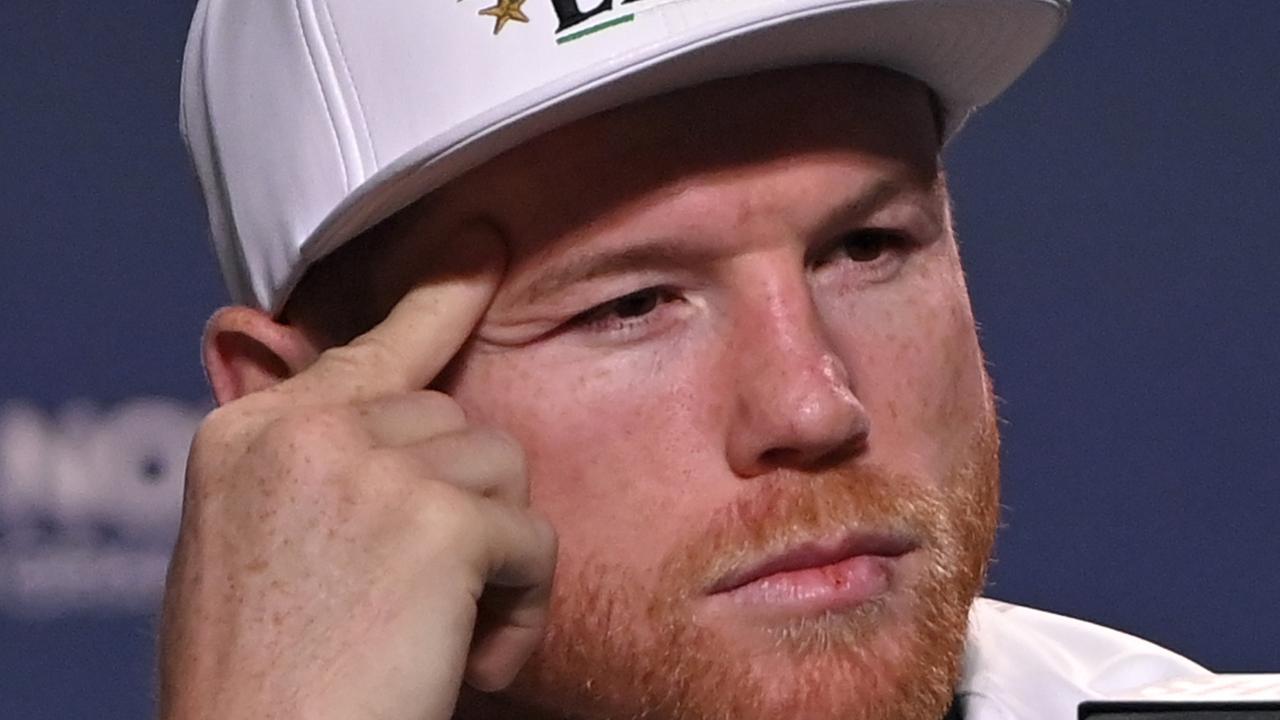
[202,306,321,405]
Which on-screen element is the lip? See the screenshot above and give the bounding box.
[702,532,918,614]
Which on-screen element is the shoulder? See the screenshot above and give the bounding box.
[958,597,1211,720]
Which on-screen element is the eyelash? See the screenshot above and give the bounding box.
[812,228,913,270]
[567,286,682,338]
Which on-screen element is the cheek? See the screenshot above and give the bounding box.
[446,341,728,578]
[817,258,988,479]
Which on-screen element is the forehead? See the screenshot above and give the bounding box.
[371,65,941,290]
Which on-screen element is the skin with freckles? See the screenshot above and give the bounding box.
[276,64,1000,720]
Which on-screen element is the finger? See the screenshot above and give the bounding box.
[411,428,529,506]
[358,391,468,447]
[478,501,556,611]
[465,605,547,692]
[465,504,558,691]
[291,222,505,403]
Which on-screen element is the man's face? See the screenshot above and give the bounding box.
[366,65,999,720]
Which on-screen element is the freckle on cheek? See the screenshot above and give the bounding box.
[886,401,900,422]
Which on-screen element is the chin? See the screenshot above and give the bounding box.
[689,591,967,720]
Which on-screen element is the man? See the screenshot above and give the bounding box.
[160,1,1206,718]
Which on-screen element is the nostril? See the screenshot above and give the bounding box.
[759,430,868,472]
[821,430,870,467]
[759,446,796,468]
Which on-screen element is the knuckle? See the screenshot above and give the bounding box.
[408,480,482,545]
[530,511,559,560]
[257,412,314,449]
[415,390,468,425]
[255,408,358,462]
[356,448,403,482]
[376,390,467,430]
[472,427,527,477]
[334,449,413,512]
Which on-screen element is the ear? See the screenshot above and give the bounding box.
[202,306,322,405]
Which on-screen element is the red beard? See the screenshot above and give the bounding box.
[463,413,1000,720]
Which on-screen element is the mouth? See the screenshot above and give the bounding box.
[702,532,918,615]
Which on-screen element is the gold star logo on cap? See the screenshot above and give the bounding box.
[478,0,529,35]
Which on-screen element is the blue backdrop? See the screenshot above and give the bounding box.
[1,2,1276,718]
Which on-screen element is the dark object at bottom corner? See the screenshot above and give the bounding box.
[1079,701,1280,720]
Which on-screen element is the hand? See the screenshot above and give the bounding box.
[158,234,556,720]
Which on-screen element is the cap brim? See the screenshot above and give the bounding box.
[278,0,1066,313]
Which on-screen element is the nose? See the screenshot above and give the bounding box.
[724,271,869,477]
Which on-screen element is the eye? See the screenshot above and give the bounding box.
[568,286,681,335]
[607,289,663,319]
[830,228,908,264]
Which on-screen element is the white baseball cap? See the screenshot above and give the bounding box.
[182,0,1070,313]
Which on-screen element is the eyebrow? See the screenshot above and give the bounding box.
[515,240,723,305]
[809,178,914,241]
[512,177,938,305]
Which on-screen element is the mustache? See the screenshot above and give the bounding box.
[658,464,950,600]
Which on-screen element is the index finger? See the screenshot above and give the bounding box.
[291,223,506,403]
